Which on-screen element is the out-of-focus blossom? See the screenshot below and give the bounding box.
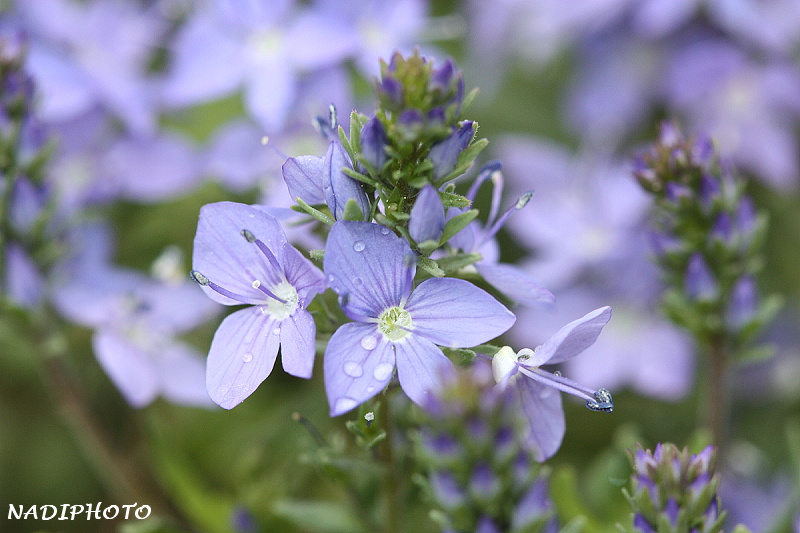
[191,202,326,409]
[54,230,218,408]
[162,0,359,132]
[323,220,515,416]
[17,0,165,133]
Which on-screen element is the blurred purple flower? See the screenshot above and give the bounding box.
[323,221,515,415]
[162,0,359,132]
[54,253,218,408]
[191,202,326,409]
[17,0,164,133]
[203,120,275,192]
[492,306,613,461]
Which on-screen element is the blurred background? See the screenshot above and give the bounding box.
[1,0,799,531]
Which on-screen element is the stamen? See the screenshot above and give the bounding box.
[586,388,614,412]
[241,229,284,276]
[482,190,534,244]
[189,270,253,304]
[518,366,596,403]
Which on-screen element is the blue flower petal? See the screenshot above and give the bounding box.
[324,221,415,319]
[279,309,317,379]
[404,277,515,347]
[475,262,555,306]
[512,377,564,462]
[206,308,281,409]
[526,306,612,366]
[282,154,326,205]
[409,184,445,243]
[324,322,395,416]
[394,334,454,407]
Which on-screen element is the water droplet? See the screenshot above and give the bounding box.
[343,361,363,378]
[353,277,363,286]
[272,327,281,335]
[373,362,394,381]
[380,227,390,235]
[360,335,377,350]
[353,240,365,252]
[242,353,253,363]
[252,279,261,289]
[335,397,358,414]
[553,370,562,377]
[366,386,375,394]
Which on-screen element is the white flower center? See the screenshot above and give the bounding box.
[264,280,299,320]
[378,306,413,342]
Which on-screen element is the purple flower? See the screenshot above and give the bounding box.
[161,0,359,132]
[282,140,371,220]
[323,221,515,415]
[191,202,326,409]
[54,262,218,408]
[492,306,613,461]
[409,184,446,243]
[428,121,475,181]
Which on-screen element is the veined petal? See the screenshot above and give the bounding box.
[405,278,515,347]
[324,221,415,318]
[476,262,555,306]
[526,306,612,366]
[512,377,565,462]
[324,322,395,416]
[282,154,326,205]
[323,141,370,221]
[280,242,326,304]
[93,329,159,408]
[279,309,316,379]
[394,334,454,407]
[206,307,281,409]
[409,184,446,243]
[193,201,288,306]
[159,341,214,408]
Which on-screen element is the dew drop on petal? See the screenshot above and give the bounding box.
[360,335,377,350]
[335,397,358,414]
[343,361,363,378]
[272,327,281,335]
[353,277,363,286]
[252,279,261,289]
[380,227,390,235]
[242,353,253,363]
[366,386,375,394]
[373,362,394,381]
[353,240,365,252]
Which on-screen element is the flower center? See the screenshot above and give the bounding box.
[378,306,413,342]
[264,281,299,320]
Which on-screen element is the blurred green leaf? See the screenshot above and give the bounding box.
[271,499,369,533]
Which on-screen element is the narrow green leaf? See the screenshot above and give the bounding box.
[342,198,365,221]
[441,209,479,244]
[295,197,335,226]
[461,87,480,114]
[439,191,471,209]
[337,125,354,162]
[435,252,482,273]
[349,110,363,155]
[341,166,379,188]
[418,256,445,278]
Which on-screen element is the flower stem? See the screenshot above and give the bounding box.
[704,336,730,451]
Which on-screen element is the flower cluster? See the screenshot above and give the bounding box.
[634,123,778,355]
[189,52,615,474]
[414,361,557,533]
[623,443,725,533]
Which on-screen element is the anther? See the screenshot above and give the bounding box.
[241,229,256,243]
[189,270,210,286]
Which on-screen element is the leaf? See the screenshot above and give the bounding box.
[439,191,471,209]
[440,209,478,245]
[342,198,365,221]
[271,500,368,533]
[418,256,445,278]
[435,253,482,273]
[295,197,335,226]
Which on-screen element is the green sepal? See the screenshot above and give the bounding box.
[309,249,325,261]
[439,191,472,209]
[441,347,476,365]
[349,110,364,155]
[417,239,440,256]
[337,125,355,162]
[418,256,445,278]
[294,197,335,226]
[461,87,480,114]
[341,166,379,188]
[435,253,482,273]
[342,198,365,221]
[441,209,479,244]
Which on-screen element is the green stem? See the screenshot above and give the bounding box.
[705,336,730,451]
[380,392,401,533]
